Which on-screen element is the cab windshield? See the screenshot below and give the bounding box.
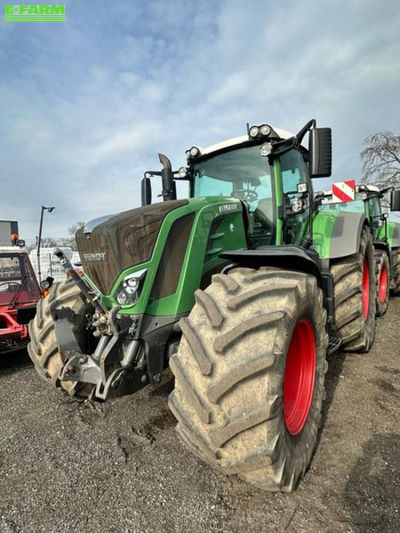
[193,145,275,244]
[193,145,272,206]
[0,253,41,306]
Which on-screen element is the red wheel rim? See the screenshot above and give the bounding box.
[283,318,316,436]
[362,258,370,319]
[378,265,388,303]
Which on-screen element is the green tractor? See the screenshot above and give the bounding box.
[29,119,379,491]
[318,184,400,316]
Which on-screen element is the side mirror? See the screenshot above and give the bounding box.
[309,128,332,178]
[141,177,152,206]
[390,189,400,211]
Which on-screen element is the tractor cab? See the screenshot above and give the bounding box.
[188,130,314,248]
[0,244,42,353]
[142,120,331,250]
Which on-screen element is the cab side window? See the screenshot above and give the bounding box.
[280,150,310,245]
[370,198,382,218]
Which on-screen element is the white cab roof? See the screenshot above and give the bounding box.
[195,127,294,157]
[361,184,379,192]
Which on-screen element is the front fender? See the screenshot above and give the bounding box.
[220,245,323,286]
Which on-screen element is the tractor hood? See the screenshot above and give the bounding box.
[76,200,188,294]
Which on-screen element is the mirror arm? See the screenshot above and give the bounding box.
[145,170,162,178]
[270,137,297,157]
[295,119,316,145]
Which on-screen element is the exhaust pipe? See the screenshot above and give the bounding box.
[158,153,177,202]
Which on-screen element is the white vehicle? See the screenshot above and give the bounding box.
[29,247,73,283]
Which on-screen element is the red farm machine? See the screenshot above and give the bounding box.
[0,221,42,354]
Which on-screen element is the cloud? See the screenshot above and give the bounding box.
[0,0,399,240]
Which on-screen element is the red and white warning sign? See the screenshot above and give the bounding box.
[331,180,356,203]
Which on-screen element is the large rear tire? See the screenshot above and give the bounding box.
[391,248,400,295]
[28,278,94,397]
[330,226,376,352]
[169,268,328,491]
[375,250,390,317]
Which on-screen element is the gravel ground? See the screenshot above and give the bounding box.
[0,299,399,533]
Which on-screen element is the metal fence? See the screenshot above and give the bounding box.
[23,239,81,283]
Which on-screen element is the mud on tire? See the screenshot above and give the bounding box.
[169,267,328,492]
[391,248,400,295]
[330,226,376,352]
[28,278,93,397]
[375,250,390,317]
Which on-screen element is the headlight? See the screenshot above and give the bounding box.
[249,123,271,139]
[178,166,188,178]
[126,277,139,290]
[297,182,308,194]
[291,197,304,214]
[115,269,147,306]
[249,126,259,138]
[260,142,272,156]
[189,146,200,158]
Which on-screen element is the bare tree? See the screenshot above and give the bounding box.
[361,131,400,189]
[40,237,58,248]
[66,221,85,250]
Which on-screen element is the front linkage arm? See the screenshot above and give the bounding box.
[52,249,147,399]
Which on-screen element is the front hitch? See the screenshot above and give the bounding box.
[53,248,148,399]
[59,332,147,400]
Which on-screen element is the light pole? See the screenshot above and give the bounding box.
[37,205,55,283]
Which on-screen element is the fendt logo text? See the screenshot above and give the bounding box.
[4,5,65,22]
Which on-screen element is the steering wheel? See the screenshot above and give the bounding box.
[233,189,258,203]
[0,281,21,290]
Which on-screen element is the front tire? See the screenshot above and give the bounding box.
[169,268,328,491]
[28,278,94,397]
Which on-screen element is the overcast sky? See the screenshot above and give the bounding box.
[1,0,399,240]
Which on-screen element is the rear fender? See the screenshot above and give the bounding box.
[387,221,400,248]
[373,241,390,256]
[329,211,369,260]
